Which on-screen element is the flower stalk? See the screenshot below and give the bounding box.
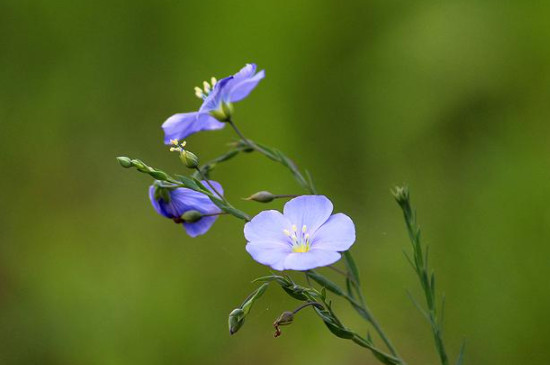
[393,186,455,365]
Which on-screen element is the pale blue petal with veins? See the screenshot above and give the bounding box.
[244,195,356,271]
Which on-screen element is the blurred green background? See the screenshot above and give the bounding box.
[1,0,550,364]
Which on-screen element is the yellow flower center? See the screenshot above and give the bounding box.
[284,225,311,253]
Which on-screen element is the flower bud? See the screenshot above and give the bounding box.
[210,102,233,122]
[179,150,199,169]
[228,308,245,335]
[392,185,409,205]
[116,156,133,168]
[245,191,276,203]
[227,283,269,335]
[180,210,203,223]
[131,159,148,172]
[149,170,168,180]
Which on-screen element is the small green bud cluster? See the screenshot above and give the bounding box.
[117,157,169,181]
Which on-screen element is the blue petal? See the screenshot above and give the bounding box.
[149,185,171,218]
[283,195,333,234]
[283,249,341,271]
[244,210,292,244]
[310,213,355,251]
[196,113,226,130]
[232,63,257,82]
[183,215,218,237]
[227,69,265,103]
[162,112,198,144]
[201,180,224,198]
[200,76,233,112]
[246,241,291,271]
[169,185,222,216]
[162,112,225,143]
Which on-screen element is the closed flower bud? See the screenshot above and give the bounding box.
[180,210,203,223]
[179,150,199,168]
[149,170,168,180]
[116,156,133,168]
[228,308,245,335]
[130,159,145,169]
[392,185,409,205]
[245,191,275,203]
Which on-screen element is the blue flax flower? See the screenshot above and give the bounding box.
[244,195,356,271]
[149,180,224,237]
[162,63,265,144]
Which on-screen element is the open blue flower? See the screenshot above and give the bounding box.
[149,180,224,237]
[162,63,265,144]
[244,195,356,271]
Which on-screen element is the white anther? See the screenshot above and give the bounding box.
[211,77,217,86]
[292,225,297,232]
[302,225,307,233]
[194,87,203,98]
[203,81,211,93]
[283,229,291,236]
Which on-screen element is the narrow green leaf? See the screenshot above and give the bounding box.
[406,290,430,323]
[343,250,360,285]
[251,275,280,283]
[455,340,466,365]
[174,174,199,189]
[345,277,355,299]
[306,271,344,296]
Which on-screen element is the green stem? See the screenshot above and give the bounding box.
[227,119,316,194]
[394,187,449,365]
[195,167,227,203]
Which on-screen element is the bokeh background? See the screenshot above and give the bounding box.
[1,0,550,364]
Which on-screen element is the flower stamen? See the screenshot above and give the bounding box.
[284,225,312,253]
[194,77,217,100]
[169,139,187,153]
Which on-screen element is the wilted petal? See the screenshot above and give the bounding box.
[311,213,355,251]
[246,241,291,271]
[283,195,333,234]
[244,210,292,244]
[283,249,341,271]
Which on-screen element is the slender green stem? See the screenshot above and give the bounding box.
[195,167,227,202]
[292,301,324,314]
[201,212,227,218]
[227,119,316,194]
[394,187,449,365]
[274,194,299,199]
